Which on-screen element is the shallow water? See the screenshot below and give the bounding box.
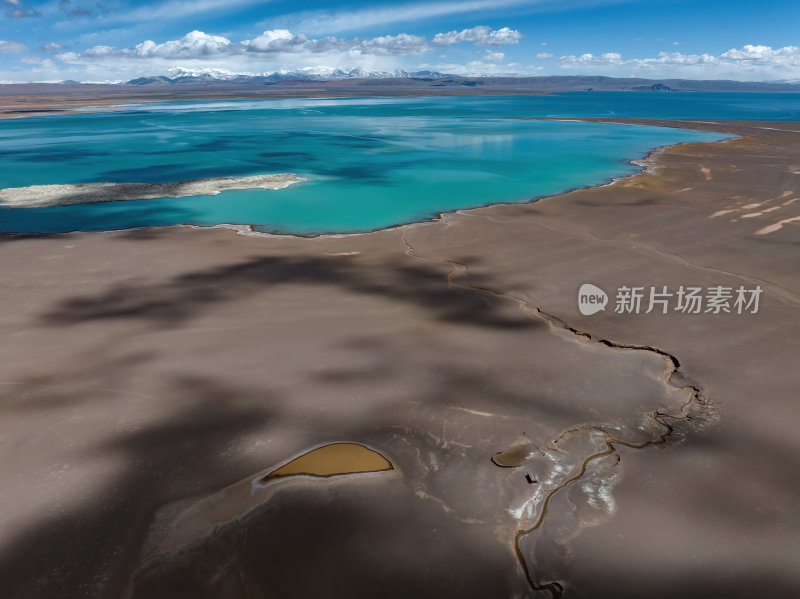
[261,443,393,482]
[0,93,751,234]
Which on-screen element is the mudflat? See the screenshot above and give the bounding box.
[0,119,798,598]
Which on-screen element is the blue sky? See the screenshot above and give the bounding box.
[1,0,799,82]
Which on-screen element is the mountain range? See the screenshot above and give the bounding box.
[122,67,800,92]
[127,66,448,85]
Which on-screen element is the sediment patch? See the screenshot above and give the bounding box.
[0,173,305,208]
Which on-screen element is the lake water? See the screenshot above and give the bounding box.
[3,91,788,235]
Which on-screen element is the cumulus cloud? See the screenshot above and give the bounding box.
[557,45,800,79]
[0,40,28,54]
[3,0,41,18]
[357,33,428,56]
[245,29,308,53]
[481,50,505,63]
[433,26,523,46]
[131,31,233,59]
[243,31,428,56]
[719,44,800,64]
[57,29,431,63]
[559,52,623,67]
[42,42,67,52]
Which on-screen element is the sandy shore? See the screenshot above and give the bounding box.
[0,174,304,208]
[0,119,798,598]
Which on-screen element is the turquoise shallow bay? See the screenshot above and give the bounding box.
[0,93,759,235]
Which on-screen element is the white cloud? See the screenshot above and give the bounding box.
[358,34,428,56]
[245,29,307,53]
[82,45,116,58]
[433,26,523,46]
[481,50,505,63]
[42,42,67,52]
[536,52,553,59]
[130,31,233,58]
[57,29,432,63]
[48,29,430,81]
[0,40,28,54]
[244,30,429,56]
[556,45,800,80]
[719,44,799,64]
[559,52,623,66]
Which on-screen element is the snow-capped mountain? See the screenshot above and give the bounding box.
[164,66,251,80]
[127,66,447,85]
[264,66,413,81]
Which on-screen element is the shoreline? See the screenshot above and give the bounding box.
[0,118,736,239]
[3,87,800,122]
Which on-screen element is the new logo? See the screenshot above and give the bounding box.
[578,283,608,316]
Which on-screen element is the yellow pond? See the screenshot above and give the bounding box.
[261,442,393,482]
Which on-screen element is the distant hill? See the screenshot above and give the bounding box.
[122,69,800,92]
[3,71,800,105]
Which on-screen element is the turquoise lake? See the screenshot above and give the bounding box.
[3,91,790,235]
